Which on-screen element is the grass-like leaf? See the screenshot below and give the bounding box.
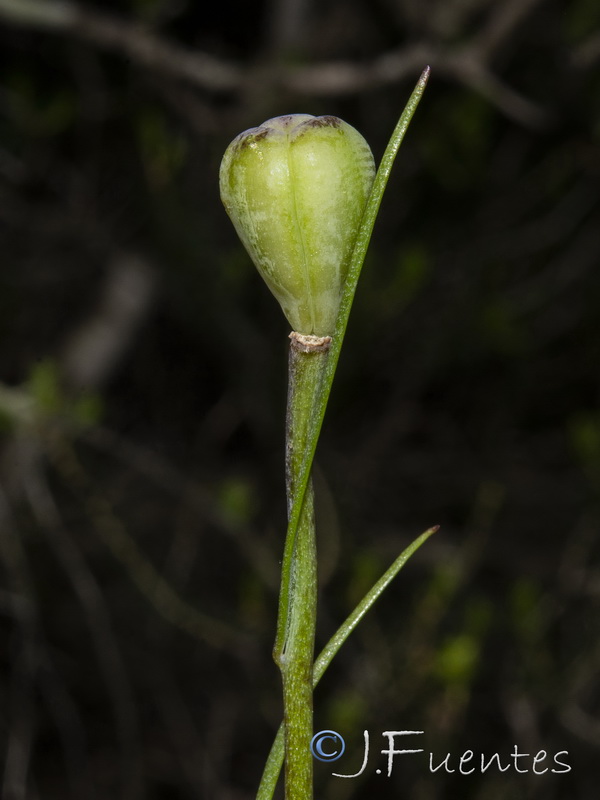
[258,524,438,800]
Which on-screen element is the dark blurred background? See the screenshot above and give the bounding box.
[1,1,599,798]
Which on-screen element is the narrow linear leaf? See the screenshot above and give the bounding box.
[257,524,438,800]
[313,524,438,682]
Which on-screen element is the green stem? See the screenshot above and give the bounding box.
[277,336,327,800]
[257,525,438,800]
[280,481,316,800]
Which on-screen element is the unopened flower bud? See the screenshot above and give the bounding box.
[220,114,375,336]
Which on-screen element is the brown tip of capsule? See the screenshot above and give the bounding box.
[310,115,342,128]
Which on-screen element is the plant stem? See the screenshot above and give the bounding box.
[280,481,316,800]
[257,525,438,800]
[276,334,329,800]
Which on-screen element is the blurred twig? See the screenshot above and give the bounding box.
[573,30,600,68]
[18,438,145,800]
[0,0,550,126]
[0,487,38,800]
[266,0,311,55]
[470,0,547,61]
[47,432,249,652]
[0,0,243,90]
[60,253,157,390]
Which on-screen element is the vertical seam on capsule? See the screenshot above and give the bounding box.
[287,131,315,334]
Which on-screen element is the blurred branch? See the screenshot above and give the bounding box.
[49,435,250,654]
[561,701,600,747]
[572,30,600,69]
[284,42,433,93]
[60,253,158,391]
[471,0,547,61]
[0,0,243,91]
[266,0,311,55]
[83,424,281,590]
[0,0,549,126]
[18,439,144,800]
[0,486,39,800]
[0,0,73,27]
[446,53,549,128]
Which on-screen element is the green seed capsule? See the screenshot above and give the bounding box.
[220,114,375,336]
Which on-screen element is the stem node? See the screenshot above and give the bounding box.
[289,331,332,353]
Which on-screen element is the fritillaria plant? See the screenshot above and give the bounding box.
[220,68,433,800]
